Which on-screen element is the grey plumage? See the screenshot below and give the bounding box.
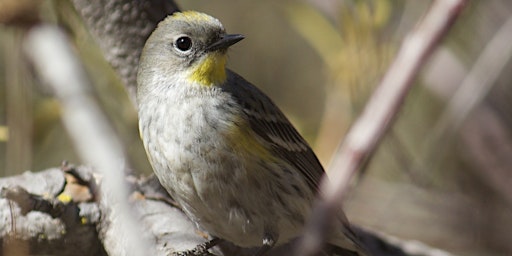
[137,11,367,256]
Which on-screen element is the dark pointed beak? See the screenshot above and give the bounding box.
[207,34,245,52]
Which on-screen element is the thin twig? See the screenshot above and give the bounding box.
[435,16,512,131]
[23,25,153,256]
[297,0,467,255]
[422,15,512,172]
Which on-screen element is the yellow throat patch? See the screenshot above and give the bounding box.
[188,52,227,86]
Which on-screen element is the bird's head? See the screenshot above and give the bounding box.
[138,11,244,89]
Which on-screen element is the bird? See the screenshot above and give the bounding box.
[136,10,367,256]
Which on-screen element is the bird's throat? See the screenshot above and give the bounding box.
[188,53,227,86]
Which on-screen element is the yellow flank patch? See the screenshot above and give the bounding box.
[227,119,275,162]
[188,53,227,86]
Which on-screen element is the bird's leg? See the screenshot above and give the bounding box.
[253,233,277,256]
[172,237,222,256]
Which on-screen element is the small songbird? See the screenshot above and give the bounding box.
[137,11,367,256]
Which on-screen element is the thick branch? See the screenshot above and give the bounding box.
[0,167,451,256]
[70,0,179,103]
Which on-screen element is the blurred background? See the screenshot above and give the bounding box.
[1,0,512,255]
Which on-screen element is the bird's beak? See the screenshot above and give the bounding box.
[207,34,245,52]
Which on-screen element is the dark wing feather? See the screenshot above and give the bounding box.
[223,70,325,191]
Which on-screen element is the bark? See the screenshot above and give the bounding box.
[0,166,447,256]
[69,0,179,102]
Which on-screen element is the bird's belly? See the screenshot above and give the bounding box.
[140,99,309,247]
[170,150,267,246]
[167,147,306,247]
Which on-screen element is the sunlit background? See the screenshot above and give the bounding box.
[1,0,512,255]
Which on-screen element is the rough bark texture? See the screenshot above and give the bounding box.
[69,0,179,102]
[0,167,105,256]
[0,166,217,256]
[0,166,421,256]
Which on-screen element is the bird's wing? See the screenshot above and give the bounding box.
[224,71,325,191]
[224,71,370,255]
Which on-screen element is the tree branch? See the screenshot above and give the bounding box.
[69,0,179,103]
[297,0,467,255]
[23,25,152,256]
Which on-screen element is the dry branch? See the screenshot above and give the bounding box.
[297,0,467,255]
[69,0,179,103]
[23,25,152,256]
[0,166,213,256]
[1,166,453,256]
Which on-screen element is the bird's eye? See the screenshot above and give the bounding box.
[175,36,192,51]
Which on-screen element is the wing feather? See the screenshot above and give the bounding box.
[223,70,325,191]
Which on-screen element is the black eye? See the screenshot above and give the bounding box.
[175,36,192,51]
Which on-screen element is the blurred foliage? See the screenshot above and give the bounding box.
[1,0,512,255]
[0,0,151,175]
[285,0,398,164]
[287,0,395,108]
